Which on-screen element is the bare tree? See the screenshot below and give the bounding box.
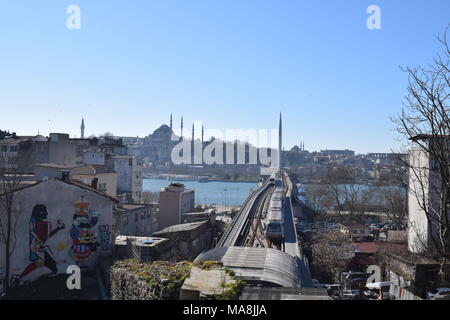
[323,167,367,220]
[310,231,352,283]
[304,184,329,213]
[374,186,407,229]
[0,151,22,294]
[392,26,450,278]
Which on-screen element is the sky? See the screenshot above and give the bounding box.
[0,0,449,154]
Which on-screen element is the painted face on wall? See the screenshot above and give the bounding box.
[69,201,99,264]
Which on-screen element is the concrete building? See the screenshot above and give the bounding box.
[153,220,213,260]
[71,164,117,197]
[113,235,169,263]
[70,136,128,165]
[83,151,106,165]
[407,135,450,253]
[0,135,37,170]
[34,163,117,198]
[113,204,157,237]
[158,183,195,230]
[338,223,370,240]
[0,133,75,173]
[109,155,143,204]
[34,163,81,181]
[0,177,117,292]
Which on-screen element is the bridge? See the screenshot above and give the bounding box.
[195,171,313,289]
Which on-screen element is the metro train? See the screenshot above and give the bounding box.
[265,190,285,241]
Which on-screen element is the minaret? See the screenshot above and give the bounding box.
[170,114,173,130]
[278,113,282,172]
[191,123,195,165]
[81,118,85,139]
[201,125,204,144]
[180,117,184,140]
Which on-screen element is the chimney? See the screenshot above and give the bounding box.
[61,170,70,182]
[91,177,98,190]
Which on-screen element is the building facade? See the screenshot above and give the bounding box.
[113,204,157,237]
[109,156,143,204]
[158,183,195,230]
[0,178,116,291]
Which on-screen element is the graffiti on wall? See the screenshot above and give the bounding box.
[99,225,111,251]
[69,199,99,264]
[12,204,65,286]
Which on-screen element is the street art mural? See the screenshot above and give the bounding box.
[99,225,111,251]
[69,199,100,264]
[12,204,65,286]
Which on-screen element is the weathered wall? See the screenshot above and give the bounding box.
[48,134,77,167]
[113,206,154,236]
[1,179,114,288]
[113,157,142,203]
[72,172,117,197]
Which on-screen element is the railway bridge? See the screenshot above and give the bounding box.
[195,171,313,289]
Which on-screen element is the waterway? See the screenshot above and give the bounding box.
[143,179,258,207]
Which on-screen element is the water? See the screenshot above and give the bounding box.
[298,183,406,208]
[143,179,257,207]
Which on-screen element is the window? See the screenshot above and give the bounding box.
[135,212,138,222]
[0,146,6,152]
[9,146,17,152]
[267,223,281,233]
[123,216,128,226]
[99,183,107,192]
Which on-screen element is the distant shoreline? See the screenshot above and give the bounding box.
[143,177,258,183]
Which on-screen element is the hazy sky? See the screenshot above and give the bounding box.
[0,1,449,153]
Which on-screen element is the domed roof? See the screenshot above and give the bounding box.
[148,124,175,141]
[153,124,172,134]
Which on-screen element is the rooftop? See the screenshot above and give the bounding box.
[154,221,207,235]
[34,163,82,169]
[195,247,301,288]
[0,136,35,144]
[114,235,168,247]
[71,164,116,175]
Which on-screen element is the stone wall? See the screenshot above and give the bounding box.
[110,259,244,300]
[110,260,191,300]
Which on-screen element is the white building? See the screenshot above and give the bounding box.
[407,135,450,253]
[158,183,195,231]
[109,156,143,204]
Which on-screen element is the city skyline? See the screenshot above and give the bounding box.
[1,1,449,154]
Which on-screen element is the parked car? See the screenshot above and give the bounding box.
[341,289,359,300]
[426,288,450,300]
[325,284,342,298]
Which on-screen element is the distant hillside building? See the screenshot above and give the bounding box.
[158,183,195,230]
[70,136,128,165]
[127,124,178,166]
